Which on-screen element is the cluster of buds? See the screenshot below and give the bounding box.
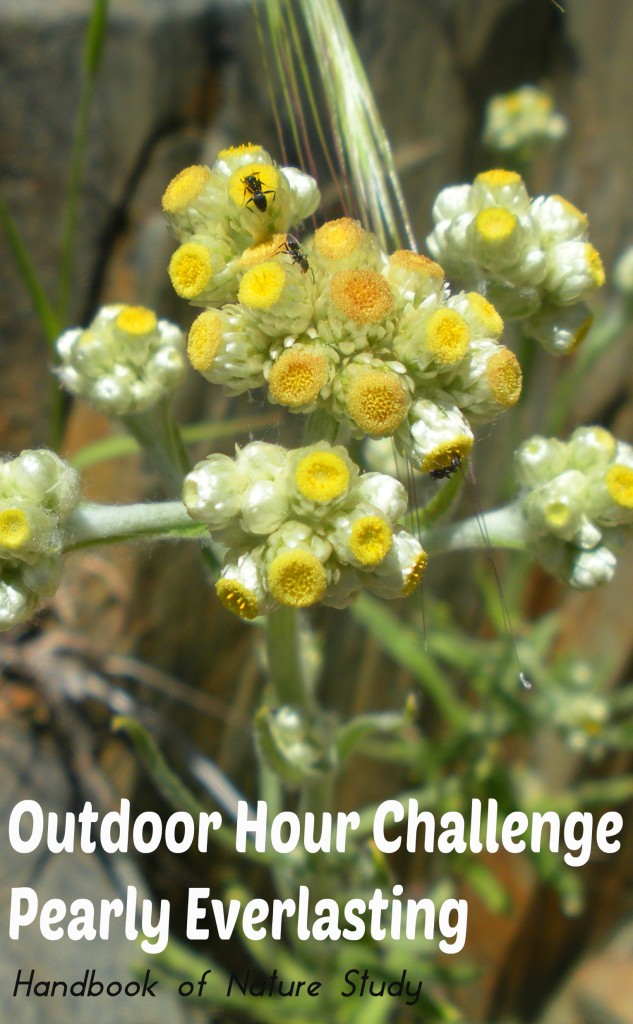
[182,441,427,619]
[0,450,80,629]
[482,86,568,158]
[164,146,522,476]
[55,304,186,416]
[515,426,633,588]
[163,144,320,306]
[427,170,605,355]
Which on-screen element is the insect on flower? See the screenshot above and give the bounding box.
[242,172,276,213]
[275,233,312,276]
[429,456,461,480]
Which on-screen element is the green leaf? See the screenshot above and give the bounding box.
[352,595,469,730]
[84,0,109,76]
[254,706,334,785]
[112,715,257,859]
[0,195,61,346]
[455,859,512,915]
[336,700,415,760]
[71,413,281,470]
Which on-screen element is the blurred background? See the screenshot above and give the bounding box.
[1,1,633,1021]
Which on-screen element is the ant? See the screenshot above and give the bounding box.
[428,456,461,480]
[275,234,311,275]
[242,173,275,213]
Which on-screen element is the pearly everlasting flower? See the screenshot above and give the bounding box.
[162,145,319,309]
[482,86,568,157]
[0,450,80,629]
[397,398,474,474]
[310,217,383,275]
[169,149,522,475]
[182,442,427,619]
[427,170,604,353]
[187,308,269,395]
[515,427,633,587]
[56,305,186,415]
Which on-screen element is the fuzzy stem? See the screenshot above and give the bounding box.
[63,500,198,551]
[264,606,314,712]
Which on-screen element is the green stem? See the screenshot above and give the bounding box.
[122,400,189,497]
[548,303,632,435]
[63,499,198,551]
[264,606,314,712]
[422,502,527,557]
[123,402,221,572]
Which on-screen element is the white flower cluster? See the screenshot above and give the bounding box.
[164,148,522,477]
[0,450,80,629]
[56,304,186,416]
[163,144,320,307]
[515,426,633,588]
[182,441,427,619]
[427,170,605,354]
[482,86,567,156]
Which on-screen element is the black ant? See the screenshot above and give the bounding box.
[428,456,461,480]
[275,234,311,275]
[242,173,275,213]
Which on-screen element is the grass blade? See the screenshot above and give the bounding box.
[57,0,110,321]
[0,195,61,346]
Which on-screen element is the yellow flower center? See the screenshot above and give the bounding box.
[295,451,350,503]
[389,250,445,280]
[161,165,212,214]
[228,163,279,208]
[268,349,329,407]
[313,218,363,260]
[402,550,429,597]
[114,306,157,335]
[239,234,287,268]
[425,309,470,364]
[216,578,260,621]
[217,143,260,159]
[168,242,213,298]
[586,244,606,287]
[330,269,393,325]
[605,465,633,508]
[267,550,327,608]
[0,508,30,551]
[238,261,286,308]
[474,207,518,245]
[486,347,523,406]
[421,436,474,475]
[475,169,524,189]
[188,311,223,372]
[346,370,408,436]
[465,292,504,338]
[544,500,572,529]
[349,516,393,566]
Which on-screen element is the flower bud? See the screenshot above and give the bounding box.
[0,450,80,630]
[56,305,186,416]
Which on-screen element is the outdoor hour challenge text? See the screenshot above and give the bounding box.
[7,797,622,954]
